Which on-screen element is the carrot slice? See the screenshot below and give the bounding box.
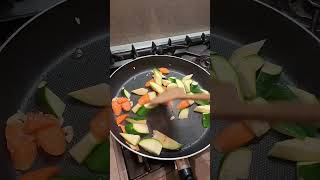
[6,121,37,170]
[121,101,132,111]
[112,99,122,116]
[177,100,190,110]
[20,166,60,180]
[36,125,66,156]
[145,79,155,87]
[138,94,150,105]
[213,121,255,153]
[90,110,109,141]
[117,97,129,104]
[23,112,59,134]
[159,67,170,74]
[116,114,129,125]
[118,124,126,133]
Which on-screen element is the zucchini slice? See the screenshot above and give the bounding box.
[234,55,264,99]
[194,105,210,113]
[131,88,148,96]
[243,97,270,137]
[150,82,165,94]
[182,74,193,81]
[162,80,171,87]
[272,122,316,139]
[138,138,163,155]
[269,137,320,161]
[256,61,282,97]
[288,85,319,104]
[167,83,178,89]
[125,123,149,135]
[153,130,182,150]
[297,161,320,180]
[120,133,141,146]
[153,68,163,86]
[68,83,109,107]
[219,148,252,180]
[182,79,193,93]
[168,77,177,83]
[202,113,210,128]
[175,79,186,93]
[136,105,151,117]
[122,88,131,99]
[39,86,66,117]
[211,54,243,100]
[126,117,147,124]
[178,108,189,119]
[131,104,142,113]
[229,39,266,66]
[190,81,203,93]
[69,132,100,164]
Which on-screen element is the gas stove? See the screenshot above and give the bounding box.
[109,31,210,180]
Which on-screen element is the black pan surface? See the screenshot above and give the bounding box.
[110,55,213,160]
[0,0,109,179]
[211,0,320,179]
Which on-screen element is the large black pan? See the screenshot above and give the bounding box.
[211,0,320,179]
[110,55,213,179]
[0,0,108,179]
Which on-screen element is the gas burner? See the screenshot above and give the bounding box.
[195,55,211,70]
[288,0,320,33]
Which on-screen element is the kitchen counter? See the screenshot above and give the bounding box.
[110,0,210,46]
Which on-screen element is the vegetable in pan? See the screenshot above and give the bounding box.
[212,40,320,179]
[113,67,211,156]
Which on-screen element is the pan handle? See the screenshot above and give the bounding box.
[175,159,195,180]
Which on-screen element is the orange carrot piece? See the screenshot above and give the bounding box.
[138,94,150,105]
[118,124,126,133]
[213,121,255,153]
[116,114,129,125]
[23,113,59,134]
[117,97,129,104]
[36,125,66,156]
[159,67,170,74]
[6,121,38,171]
[112,99,122,116]
[20,166,60,180]
[145,79,155,87]
[176,100,190,110]
[121,101,132,111]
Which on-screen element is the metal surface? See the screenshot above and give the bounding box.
[211,0,320,179]
[110,55,212,160]
[0,0,108,179]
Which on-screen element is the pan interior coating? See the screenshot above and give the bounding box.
[110,55,212,159]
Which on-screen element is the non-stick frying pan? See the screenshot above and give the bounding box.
[0,0,109,179]
[110,55,213,179]
[211,0,320,179]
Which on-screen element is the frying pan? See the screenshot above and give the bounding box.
[211,0,320,179]
[0,0,109,179]
[110,55,213,179]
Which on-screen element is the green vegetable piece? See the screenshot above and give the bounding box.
[136,105,150,117]
[85,141,109,174]
[125,123,149,135]
[190,82,203,93]
[202,113,210,128]
[168,77,177,83]
[297,162,320,180]
[263,84,297,101]
[273,122,316,139]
